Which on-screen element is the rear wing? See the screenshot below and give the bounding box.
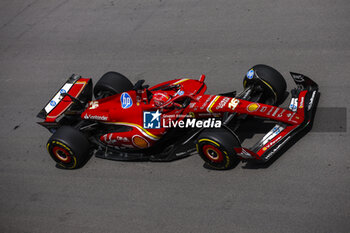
[247,72,320,162]
[37,74,92,125]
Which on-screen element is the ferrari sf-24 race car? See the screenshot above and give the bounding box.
[37,64,319,170]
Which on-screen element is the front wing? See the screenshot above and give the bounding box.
[243,73,320,162]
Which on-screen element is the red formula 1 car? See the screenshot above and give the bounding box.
[37,64,319,170]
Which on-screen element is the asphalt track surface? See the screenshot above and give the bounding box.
[0,0,349,232]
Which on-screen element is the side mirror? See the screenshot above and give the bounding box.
[133,80,147,90]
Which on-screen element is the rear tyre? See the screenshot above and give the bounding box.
[243,64,287,105]
[94,71,133,99]
[47,126,90,169]
[196,128,240,170]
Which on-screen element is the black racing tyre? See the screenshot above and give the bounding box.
[47,126,90,169]
[243,64,287,105]
[196,128,240,170]
[94,71,134,99]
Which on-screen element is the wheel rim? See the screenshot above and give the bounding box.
[52,146,71,163]
[202,144,223,163]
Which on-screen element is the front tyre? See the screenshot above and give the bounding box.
[196,128,240,170]
[47,126,90,169]
[243,64,287,106]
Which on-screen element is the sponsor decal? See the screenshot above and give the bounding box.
[175,90,184,96]
[247,103,260,112]
[189,102,196,108]
[277,109,285,118]
[102,134,130,145]
[228,98,240,111]
[289,104,296,111]
[117,136,129,142]
[246,69,254,79]
[188,112,195,118]
[198,113,221,117]
[103,133,117,144]
[289,98,298,112]
[89,101,99,109]
[216,97,230,110]
[44,82,74,114]
[84,114,108,121]
[272,107,280,117]
[299,97,304,109]
[143,110,161,129]
[260,106,267,112]
[200,96,214,110]
[104,122,160,141]
[50,100,56,107]
[272,126,282,134]
[121,92,133,109]
[267,107,274,115]
[261,125,285,145]
[60,89,66,94]
[132,135,149,148]
[264,135,282,151]
[264,136,290,160]
[264,152,274,160]
[288,112,296,121]
[308,91,316,111]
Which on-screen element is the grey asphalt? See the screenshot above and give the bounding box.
[0,0,349,232]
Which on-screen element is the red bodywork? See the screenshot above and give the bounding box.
[41,75,312,161]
